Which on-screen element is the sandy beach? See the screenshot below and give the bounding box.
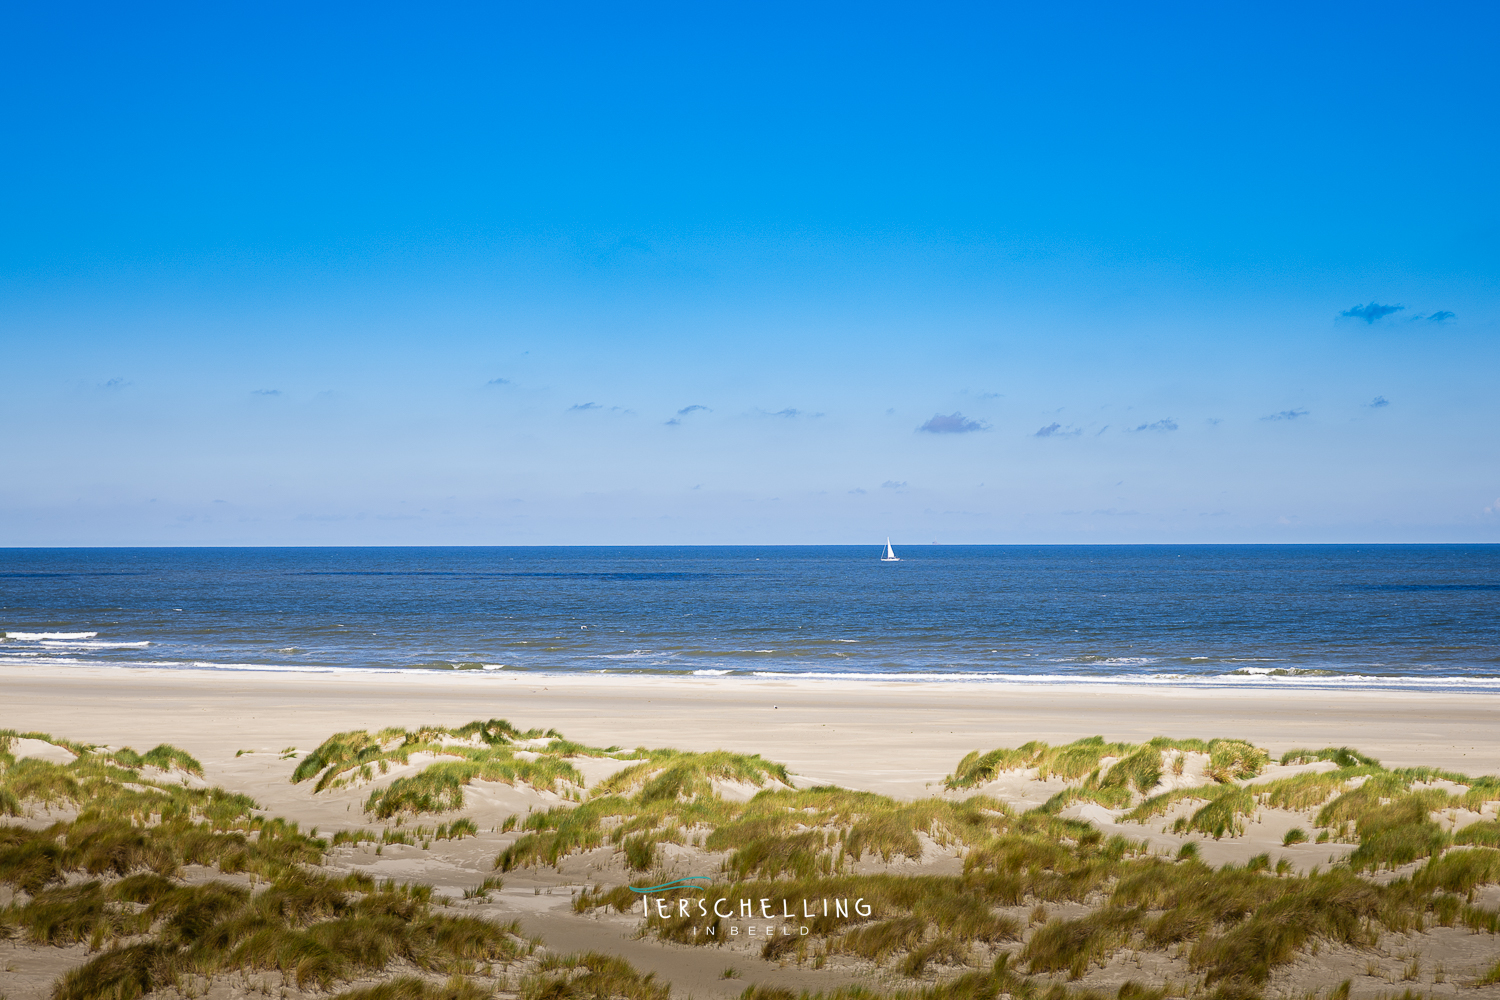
[5,665,1500,801]
[6,665,1500,1000]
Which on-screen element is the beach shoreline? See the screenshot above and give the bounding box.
[7,663,1500,998]
[6,664,1500,797]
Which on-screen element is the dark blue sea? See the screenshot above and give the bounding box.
[2,546,1497,691]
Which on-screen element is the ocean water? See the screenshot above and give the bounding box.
[1,545,1497,690]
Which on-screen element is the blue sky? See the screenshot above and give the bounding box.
[2,1,1496,545]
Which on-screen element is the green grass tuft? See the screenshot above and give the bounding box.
[595,749,790,802]
[1022,908,1141,978]
[521,952,670,1000]
[1205,741,1269,783]
[1279,746,1379,768]
[945,735,1267,794]
[331,977,491,1000]
[1454,820,1500,847]
[107,744,205,776]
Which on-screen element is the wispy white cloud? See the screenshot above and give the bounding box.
[1340,302,1403,324]
[918,412,986,434]
[666,403,711,426]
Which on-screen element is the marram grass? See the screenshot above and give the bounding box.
[943,736,1272,794]
[11,723,1500,1000]
[1,728,536,1000]
[294,720,783,819]
[543,733,1500,997]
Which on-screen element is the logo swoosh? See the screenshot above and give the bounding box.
[628,876,714,894]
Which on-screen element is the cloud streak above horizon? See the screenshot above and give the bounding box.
[919,413,985,434]
[1340,303,1404,324]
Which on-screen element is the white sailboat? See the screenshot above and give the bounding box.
[880,538,901,562]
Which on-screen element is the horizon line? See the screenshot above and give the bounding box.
[2,541,1497,551]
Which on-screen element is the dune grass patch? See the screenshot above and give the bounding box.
[595,748,790,801]
[2,728,537,1000]
[16,723,1500,1000]
[293,720,604,814]
[297,721,782,820]
[944,736,1269,794]
[40,872,531,1000]
[1454,820,1500,848]
[1279,746,1380,768]
[945,738,1145,790]
[331,819,478,848]
[1,730,205,780]
[1119,754,1500,873]
[331,975,494,1000]
[505,784,1007,878]
[105,744,205,777]
[733,954,1034,1000]
[365,757,587,818]
[293,721,534,785]
[0,744,321,896]
[546,735,1500,996]
[520,951,671,1000]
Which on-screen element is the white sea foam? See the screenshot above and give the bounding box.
[1059,656,1161,665]
[39,640,150,649]
[5,644,1495,694]
[193,661,346,673]
[0,656,84,667]
[738,670,1500,692]
[6,631,99,640]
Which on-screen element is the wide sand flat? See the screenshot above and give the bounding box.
[6,665,1500,1000]
[5,665,1499,807]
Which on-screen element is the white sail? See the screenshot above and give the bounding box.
[881,538,900,561]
